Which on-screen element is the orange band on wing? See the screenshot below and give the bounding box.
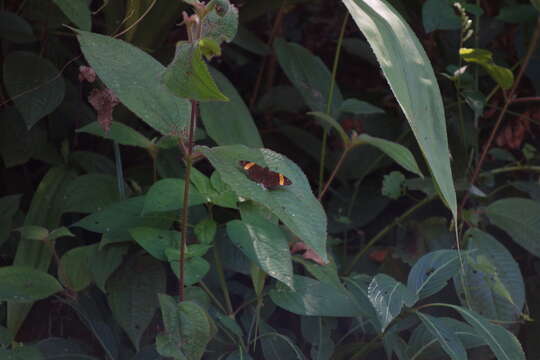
[279,173,285,186]
[243,162,256,170]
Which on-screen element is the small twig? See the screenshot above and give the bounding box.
[318,148,349,201]
[511,96,540,104]
[113,0,157,38]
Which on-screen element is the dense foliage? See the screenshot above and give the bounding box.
[1,0,540,359]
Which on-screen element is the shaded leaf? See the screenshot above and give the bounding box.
[143,178,205,214]
[339,98,384,115]
[194,218,217,245]
[407,249,460,299]
[107,255,166,350]
[0,11,35,43]
[52,0,91,31]
[77,121,152,148]
[60,245,94,292]
[130,227,179,261]
[422,0,460,33]
[3,51,65,129]
[0,266,62,302]
[0,194,21,247]
[199,67,263,147]
[416,312,467,360]
[63,174,120,213]
[201,0,238,44]
[382,171,406,200]
[88,244,128,293]
[270,275,362,317]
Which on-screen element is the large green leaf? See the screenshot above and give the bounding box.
[198,145,328,261]
[368,274,418,331]
[274,38,343,116]
[301,317,335,360]
[63,174,120,213]
[163,42,228,102]
[88,244,128,293]
[3,51,65,129]
[226,219,293,288]
[130,227,179,261]
[201,0,238,44]
[107,255,166,350]
[9,166,76,336]
[77,30,190,135]
[444,304,525,360]
[453,229,525,322]
[0,194,21,247]
[77,121,153,148]
[342,0,457,218]
[270,275,363,317]
[416,313,467,360]
[143,178,206,214]
[407,250,459,299]
[485,197,540,257]
[52,0,91,31]
[199,68,263,147]
[0,266,62,302]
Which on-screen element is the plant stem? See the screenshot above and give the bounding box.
[179,100,198,302]
[318,148,348,200]
[460,16,540,213]
[213,247,234,314]
[318,12,349,196]
[344,195,434,275]
[113,141,126,199]
[481,165,540,176]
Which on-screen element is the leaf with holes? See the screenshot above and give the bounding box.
[198,145,328,262]
[407,249,460,299]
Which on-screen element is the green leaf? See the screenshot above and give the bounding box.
[107,255,166,350]
[308,112,350,147]
[497,4,537,23]
[0,108,45,167]
[199,67,263,147]
[354,134,423,177]
[382,171,406,200]
[16,225,49,241]
[49,227,75,240]
[0,266,62,302]
[0,11,35,43]
[459,48,514,90]
[0,345,42,360]
[226,219,293,288]
[52,0,91,31]
[339,98,384,115]
[0,194,21,247]
[454,229,525,322]
[342,0,457,218]
[422,0,461,33]
[233,25,270,55]
[274,38,343,116]
[130,227,179,261]
[73,196,173,237]
[60,244,94,291]
[88,244,128,293]
[77,30,190,136]
[259,322,305,360]
[9,166,76,336]
[443,304,525,360]
[194,218,217,245]
[168,255,210,286]
[163,42,228,102]
[3,51,65,129]
[417,312,467,360]
[407,249,460,299]
[408,317,484,359]
[301,317,335,360]
[270,275,363,317]
[485,197,540,258]
[198,145,328,262]
[63,174,120,213]
[37,337,100,360]
[201,0,238,44]
[368,274,418,331]
[143,178,205,214]
[77,121,153,148]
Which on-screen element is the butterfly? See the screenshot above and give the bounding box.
[239,161,292,189]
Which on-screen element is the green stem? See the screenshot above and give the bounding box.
[113,141,126,199]
[481,165,540,176]
[199,280,227,314]
[179,100,198,301]
[344,195,434,275]
[213,246,234,314]
[318,148,349,200]
[318,12,349,196]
